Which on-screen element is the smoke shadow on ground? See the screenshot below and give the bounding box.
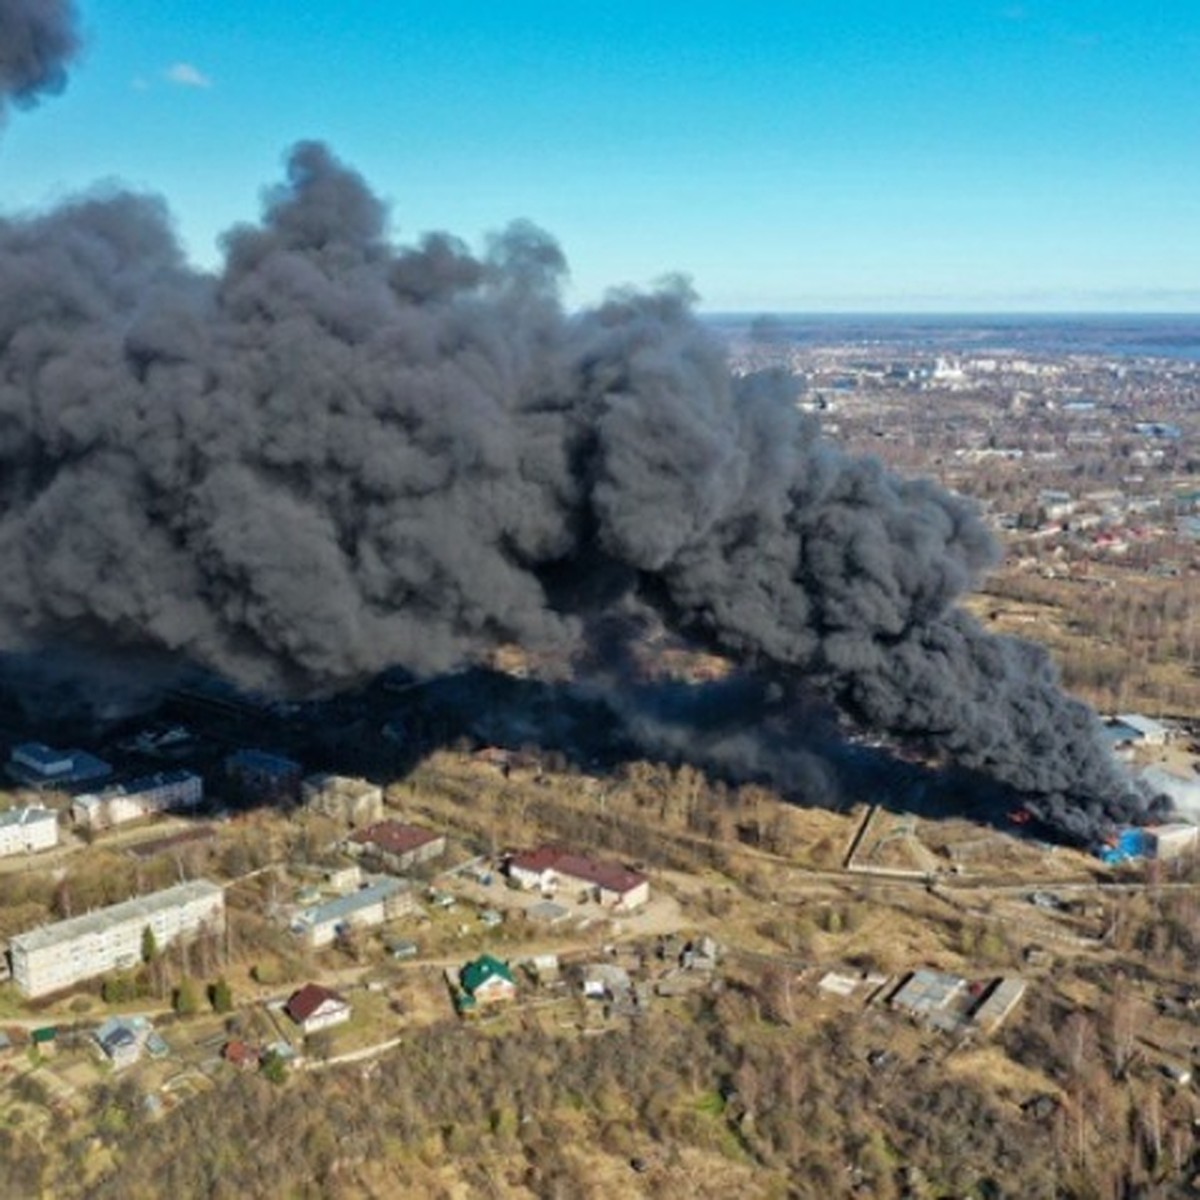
[133,665,1078,849]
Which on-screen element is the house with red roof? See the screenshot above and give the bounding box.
[347,820,446,872]
[222,1039,261,1071]
[506,847,649,911]
[284,983,351,1034]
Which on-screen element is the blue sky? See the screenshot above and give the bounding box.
[2,1,1199,311]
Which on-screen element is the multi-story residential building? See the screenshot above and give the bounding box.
[71,770,204,830]
[0,806,59,857]
[7,880,225,998]
[301,774,384,827]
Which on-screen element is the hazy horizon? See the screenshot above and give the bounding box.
[3,2,1199,312]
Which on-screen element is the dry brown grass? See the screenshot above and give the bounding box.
[943,1044,1060,1102]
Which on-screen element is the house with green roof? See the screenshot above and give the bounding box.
[459,955,516,1008]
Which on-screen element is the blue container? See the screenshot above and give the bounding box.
[1116,828,1147,859]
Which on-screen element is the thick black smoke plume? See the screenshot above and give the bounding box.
[0,142,1163,839]
[0,0,80,117]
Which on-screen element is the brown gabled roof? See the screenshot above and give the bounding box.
[509,846,647,895]
[350,820,441,857]
[554,853,647,896]
[508,845,565,874]
[284,982,347,1024]
[222,1039,259,1067]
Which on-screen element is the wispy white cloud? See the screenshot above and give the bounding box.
[164,62,212,89]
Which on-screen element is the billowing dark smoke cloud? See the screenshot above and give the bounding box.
[0,142,1164,839]
[0,0,80,117]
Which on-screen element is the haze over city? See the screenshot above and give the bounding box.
[3,0,1200,312]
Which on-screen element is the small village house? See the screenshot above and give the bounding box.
[284,983,352,1034]
[459,955,517,1009]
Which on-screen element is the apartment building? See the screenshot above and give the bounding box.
[7,880,225,998]
[71,770,204,830]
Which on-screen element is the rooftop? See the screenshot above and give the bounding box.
[291,876,409,931]
[509,846,564,874]
[75,770,200,809]
[0,806,56,830]
[461,955,515,995]
[304,773,379,796]
[509,846,647,895]
[9,880,224,955]
[11,743,73,771]
[285,982,347,1024]
[890,969,968,1016]
[553,852,647,896]
[1115,713,1171,739]
[226,749,301,774]
[350,820,441,857]
[7,744,111,786]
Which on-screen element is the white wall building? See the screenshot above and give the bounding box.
[72,770,203,830]
[8,880,225,998]
[0,806,59,857]
[284,983,352,1034]
[507,847,650,911]
[288,876,415,948]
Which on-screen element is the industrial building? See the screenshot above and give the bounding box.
[288,876,416,948]
[7,879,225,998]
[1145,823,1199,860]
[225,749,302,804]
[71,770,204,830]
[301,774,384,827]
[507,846,650,910]
[1102,714,1172,754]
[346,820,446,871]
[1097,822,1198,864]
[6,742,112,789]
[0,806,59,857]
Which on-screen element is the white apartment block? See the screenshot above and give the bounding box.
[0,807,59,858]
[8,879,225,998]
[71,770,203,830]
